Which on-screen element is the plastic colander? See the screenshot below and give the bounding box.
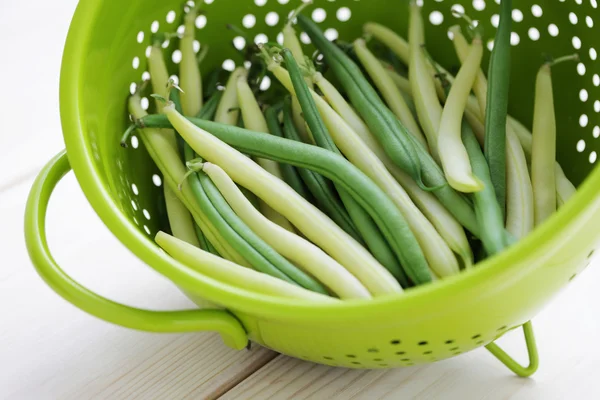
[24,0,600,375]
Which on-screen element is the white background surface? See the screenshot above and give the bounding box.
[2,1,600,399]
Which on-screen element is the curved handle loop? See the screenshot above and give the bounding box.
[24,150,248,350]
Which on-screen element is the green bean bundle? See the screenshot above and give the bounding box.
[120,0,579,302]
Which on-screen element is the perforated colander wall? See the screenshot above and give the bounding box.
[76,0,600,368]
[114,0,600,241]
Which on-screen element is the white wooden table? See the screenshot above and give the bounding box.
[2,2,600,399]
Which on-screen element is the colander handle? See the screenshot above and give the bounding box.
[24,150,249,350]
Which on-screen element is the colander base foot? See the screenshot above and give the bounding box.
[485,321,539,377]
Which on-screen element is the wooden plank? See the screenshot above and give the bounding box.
[7,173,600,399]
[0,1,279,395]
[70,336,276,400]
[1,176,276,399]
[221,258,600,400]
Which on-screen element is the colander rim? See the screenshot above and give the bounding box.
[58,0,600,323]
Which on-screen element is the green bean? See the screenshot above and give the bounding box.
[420,64,490,259]
[142,107,406,294]
[296,14,425,190]
[462,122,507,255]
[156,232,336,302]
[353,39,427,148]
[297,15,477,234]
[293,88,459,278]
[312,70,473,269]
[283,50,414,283]
[193,222,211,253]
[365,21,487,148]
[443,22,533,239]
[180,6,203,117]
[184,90,223,255]
[168,83,251,260]
[129,94,247,265]
[237,75,296,233]
[198,90,222,120]
[279,103,361,238]
[375,20,573,212]
[177,92,328,294]
[202,162,372,299]
[142,109,478,254]
[438,33,485,193]
[188,162,328,294]
[484,0,512,215]
[281,99,364,244]
[282,6,314,144]
[264,106,313,202]
[168,86,215,252]
[205,237,219,256]
[152,77,224,261]
[409,135,479,235]
[284,55,461,280]
[190,226,220,289]
[179,120,326,293]
[283,49,337,152]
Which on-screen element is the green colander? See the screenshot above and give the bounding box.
[24,0,600,375]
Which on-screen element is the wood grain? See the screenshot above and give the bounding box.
[221,258,600,400]
[1,176,276,400]
[0,2,279,396]
[4,0,600,398]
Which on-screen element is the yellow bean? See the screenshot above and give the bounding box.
[532,63,558,225]
[408,3,443,164]
[236,76,296,233]
[438,35,485,193]
[157,232,337,303]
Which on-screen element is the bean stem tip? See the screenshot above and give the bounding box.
[285,1,312,28]
[120,123,137,148]
[546,53,579,67]
[178,159,204,191]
